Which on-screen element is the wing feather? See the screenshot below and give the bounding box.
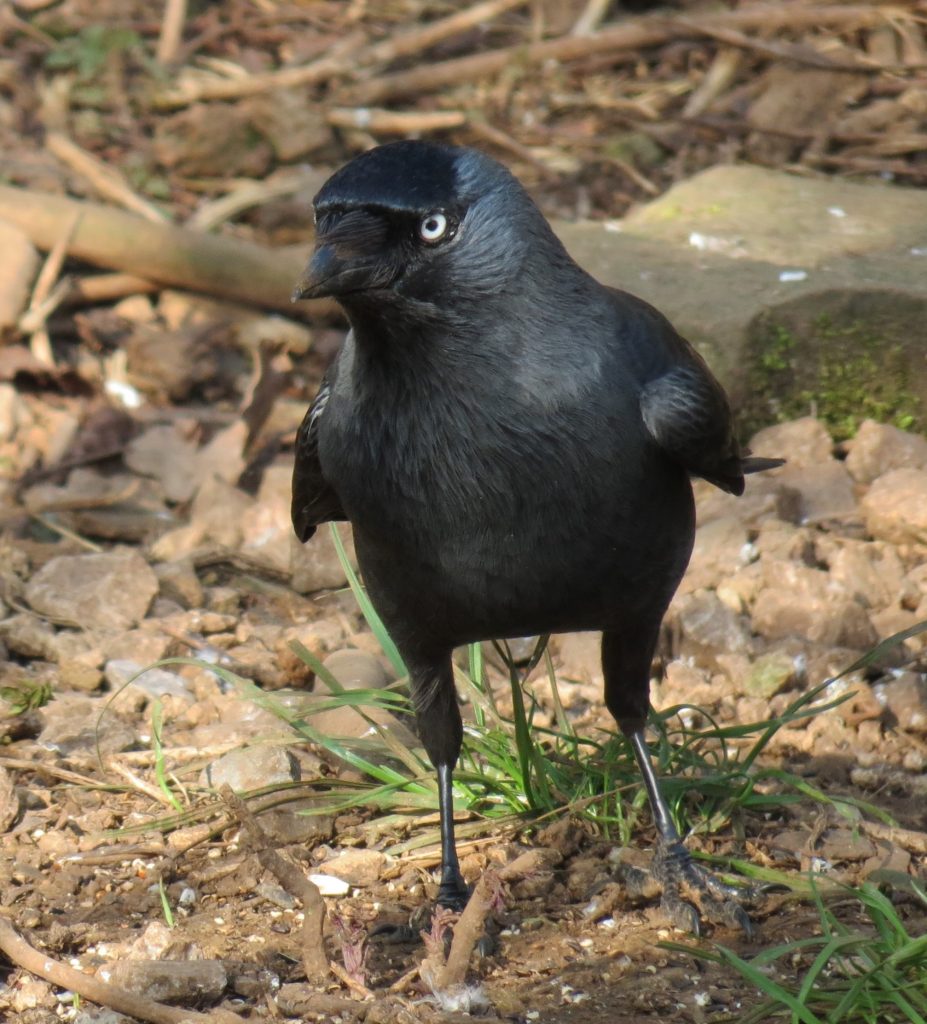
[291,376,346,541]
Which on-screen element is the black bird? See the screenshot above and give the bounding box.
[291,140,781,933]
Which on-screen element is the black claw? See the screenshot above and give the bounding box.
[622,839,760,937]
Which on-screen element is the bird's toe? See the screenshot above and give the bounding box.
[654,839,757,938]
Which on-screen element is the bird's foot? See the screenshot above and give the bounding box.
[369,880,497,955]
[622,839,760,938]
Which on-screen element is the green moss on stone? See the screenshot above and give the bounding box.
[743,312,921,441]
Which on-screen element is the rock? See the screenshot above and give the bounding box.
[673,590,752,668]
[126,422,246,504]
[150,475,253,561]
[317,848,387,887]
[239,464,297,575]
[0,220,40,331]
[771,461,858,525]
[59,657,104,692]
[873,672,927,734]
[239,464,356,590]
[748,417,834,468]
[104,660,192,701]
[553,631,602,684]
[154,559,204,608]
[680,516,751,594]
[38,695,136,757]
[823,539,905,611]
[621,164,927,267]
[693,474,798,528]
[561,176,927,429]
[752,562,877,648]
[291,522,357,594]
[743,651,799,698]
[203,745,300,791]
[25,548,159,631]
[103,629,174,667]
[320,650,389,692]
[845,420,927,484]
[659,660,715,708]
[98,959,227,1005]
[283,688,420,756]
[753,520,815,564]
[715,561,764,615]
[861,468,927,546]
[0,612,57,660]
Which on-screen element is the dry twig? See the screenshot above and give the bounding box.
[219,785,330,984]
[156,0,187,65]
[47,133,169,224]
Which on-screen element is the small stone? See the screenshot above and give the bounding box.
[291,523,356,594]
[744,651,798,698]
[104,660,192,701]
[38,695,137,757]
[824,539,904,611]
[98,959,227,1005]
[0,612,57,660]
[674,590,752,668]
[317,848,387,887]
[320,650,389,692]
[25,548,158,632]
[59,657,104,692]
[154,559,204,609]
[203,745,300,791]
[150,475,253,562]
[861,468,927,546]
[873,672,927,734]
[205,586,241,614]
[748,417,834,469]
[845,419,927,484]
[682,516,751,594]
[752,561,877,649]
[772,461,858,524]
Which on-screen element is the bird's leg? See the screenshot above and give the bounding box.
[625,725,756,937]
[602,627,756,936]
[408,655,469,910]
[435,761,467,908]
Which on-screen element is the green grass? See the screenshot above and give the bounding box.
[665,878,927,1024]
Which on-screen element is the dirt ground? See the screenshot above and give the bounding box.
[1,1,927,1022]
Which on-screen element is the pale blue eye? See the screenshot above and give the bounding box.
[419,212,448,242]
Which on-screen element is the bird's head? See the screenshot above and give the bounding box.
[292,140,556,316]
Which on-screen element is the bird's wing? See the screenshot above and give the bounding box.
[639,360,747,495]
[291,376,346,541]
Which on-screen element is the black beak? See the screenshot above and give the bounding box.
[291,243,352,302]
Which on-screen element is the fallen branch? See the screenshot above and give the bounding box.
[0,185,336,319]
[345,4,888,104]
[0,917,241,1024]
[219,785,330,984]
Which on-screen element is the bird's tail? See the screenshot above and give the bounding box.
[741,455,785,475]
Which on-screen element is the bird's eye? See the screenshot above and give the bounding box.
[419,212,449,243]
